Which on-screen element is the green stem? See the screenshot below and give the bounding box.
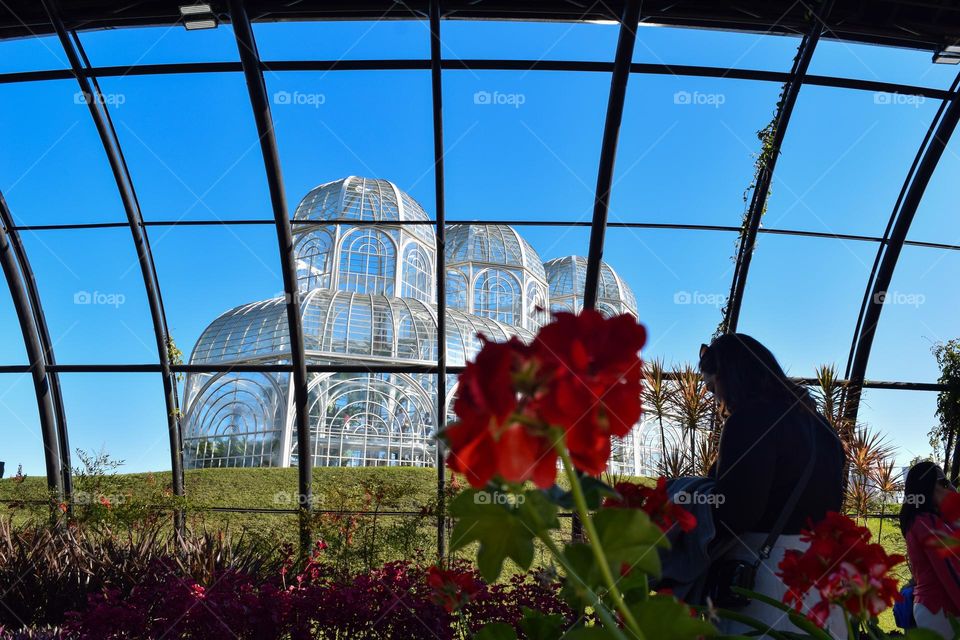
[845,613,855,640]
[536,532,630,640]
[557,444,645,638]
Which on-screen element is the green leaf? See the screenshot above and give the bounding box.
[592,507,668,578]
[448,489,537,582]
[519,608,567,640]
[546,476,618,510]
[517,488,560,533]
[563,627,621,640]
[906,629,948,640]
[473,622,518,640]
[630,595,716,639]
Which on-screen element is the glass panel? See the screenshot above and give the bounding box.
[21,228,157,364]
[859,388,938,467]
[267,71,436,217]
[60,373,170,474]
[444,70,609,221]
[77,25,240,66]
[809,39,958,90]
[0,375,44,476]
[150,225,288,365]
[0,35,67,74]
[0,80,126,225]
[869,245,960,383]
[766,85,938,236]
[601,227,732,366]
[611,75,783,226]
[255,20,429,61]
[908,130,960,246]
[633,25,799,71]
[441,20,617,61]
[737,234,875,378]
[96,73,272,221]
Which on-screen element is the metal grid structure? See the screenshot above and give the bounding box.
[0,0,956,552]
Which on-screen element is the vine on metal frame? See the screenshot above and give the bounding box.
[930,339,960,480]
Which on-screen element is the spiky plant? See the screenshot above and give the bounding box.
[813,364,854,445]
[643,359,672,466]
[667,365,714,473]
[659,444,693,479]
[872,458,901,540]
[844,475,876,525]
[846,427,896,479]
[695,431,720,477]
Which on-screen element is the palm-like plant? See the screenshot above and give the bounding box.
[846,427,896,479]
[644,358,672,468]
[872,458,901,540]
[695,431,720,477]
[813,363,854,444]
[667,365,714,473]
[659,444,693,479]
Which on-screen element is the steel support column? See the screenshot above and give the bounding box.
[0,192,62,502]
[42,0,185,524]
[428,0,448,561]
[582,0,641,308]
[228,0,314,551]
[844,72,960,428]
[722,1,831,334]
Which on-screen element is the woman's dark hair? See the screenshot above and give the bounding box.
[698,333,815,413]
[900,461,942,536]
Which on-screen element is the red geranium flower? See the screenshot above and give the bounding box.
[603,478,697,533]
[778,512,904,626]
[426,565,482,612]
[444,337,557,488]
[530,311,646,475]
[941,490,960,523]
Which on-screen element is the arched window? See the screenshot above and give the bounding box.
[446,269,468,311]
[295,231,333,291]
[401,244,432,302]
[338,229,396,295]
[526,282,547,330]
[474,269,521,326]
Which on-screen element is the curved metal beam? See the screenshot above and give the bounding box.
[429,0,448,560]
[41,0,185,516]
[582,0,641,308]
[228,0,314,551]
[722,1,832,334]
[844,72,960,427]
[0,192,62,501]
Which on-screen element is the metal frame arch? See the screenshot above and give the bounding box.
[228,0,315,551]
[0,192,62,502]
[582,0,641,311]
[41,0,186,516]
[844,72,960,428]
[722,0,833,334]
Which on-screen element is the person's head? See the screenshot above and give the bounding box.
[900,461,955,535]
[698,333,814,414]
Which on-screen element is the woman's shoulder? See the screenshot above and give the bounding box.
[908,512,950,539]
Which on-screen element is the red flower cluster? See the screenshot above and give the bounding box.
[427,565,483,612]
[603,478,696,533]
[444,311,646,488]
[778,512,904,627]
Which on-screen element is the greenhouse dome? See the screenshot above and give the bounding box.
[544,255,638,317]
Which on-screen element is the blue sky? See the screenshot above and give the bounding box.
[0,19,957,476]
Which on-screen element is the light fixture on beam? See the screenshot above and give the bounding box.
[179,3,218,30]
